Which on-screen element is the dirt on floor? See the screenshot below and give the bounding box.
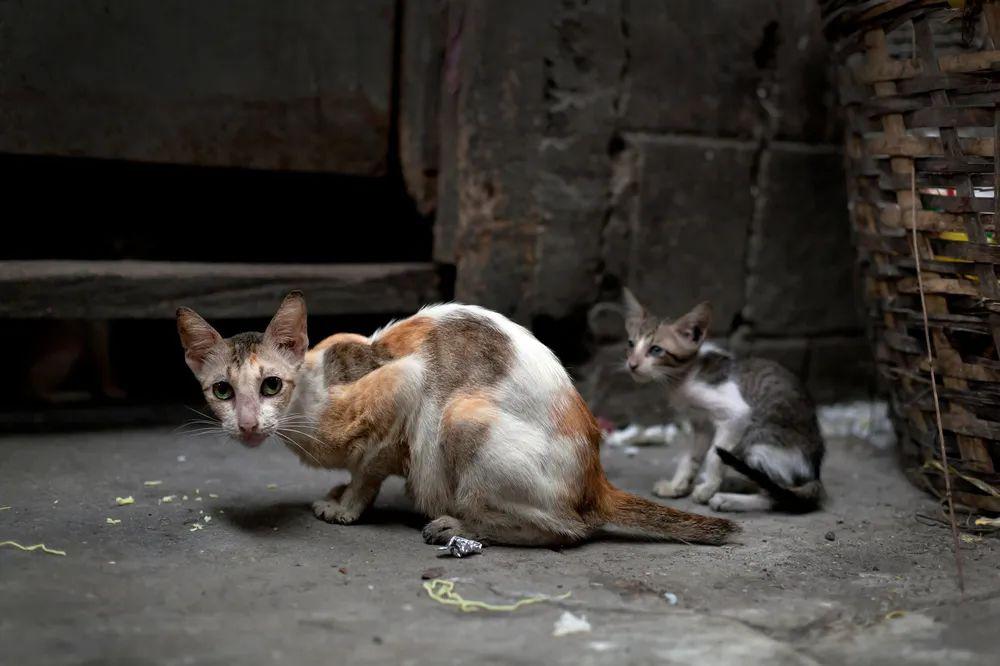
[0,425,997,665]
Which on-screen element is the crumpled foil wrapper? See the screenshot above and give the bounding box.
[438,535,484,558]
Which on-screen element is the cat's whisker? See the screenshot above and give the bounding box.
[275,431,323,466]
[278,427,325,447]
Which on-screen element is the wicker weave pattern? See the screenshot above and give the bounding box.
[823,0,1000,511]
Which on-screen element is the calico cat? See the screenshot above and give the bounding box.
[177,292,737,546]
[622,289,825,512]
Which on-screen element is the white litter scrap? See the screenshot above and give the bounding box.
[552,611,591,637]
[115,496,134,506]
[143,480,162,487]
[663,592,678,605]
[605,423,680,448]
[189,523,204,532]
[105,518,122,525]
[817,401,894,449]
[161,495,177,503]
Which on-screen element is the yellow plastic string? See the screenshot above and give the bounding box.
[423,578,570,613]
[0,541,67,556]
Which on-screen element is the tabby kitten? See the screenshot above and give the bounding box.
[177,292,738,546]
[623,289,825,512]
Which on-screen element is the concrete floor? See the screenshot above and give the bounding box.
[1,425,997,665]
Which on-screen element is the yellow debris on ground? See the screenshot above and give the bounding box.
[422,579,570,613]
[143,480,163,486]
[161,495,177,503]
[106,518,122,525]
[266,484,278,490]
[0,506,11,511]
[208,493,219,499]
[0,541,66,556]
[115,496,134,506]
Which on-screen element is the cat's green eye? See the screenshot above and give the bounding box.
[260,376,283,397]
[648,345,664,357]
[212,381,234,400]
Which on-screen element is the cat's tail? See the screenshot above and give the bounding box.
[715,447,824,510]
[597,487,739,545]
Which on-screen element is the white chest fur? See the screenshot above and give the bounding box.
[674,377,750,424]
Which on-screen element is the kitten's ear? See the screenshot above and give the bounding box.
[622,288,646,335]
[264,291,309,361]
[674,301,712,345]
[177,307,223,373]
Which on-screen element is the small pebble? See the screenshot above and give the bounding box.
[421,567,446,580]
[338,567,348,575]
[825,531,836,541]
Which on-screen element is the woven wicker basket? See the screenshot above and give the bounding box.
[822,0,1000,512]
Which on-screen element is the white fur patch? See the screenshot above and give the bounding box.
[677,379,750,424]
[744,444,813,486]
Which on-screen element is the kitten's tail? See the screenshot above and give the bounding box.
[715,447,824,510]
[598,487,739,545]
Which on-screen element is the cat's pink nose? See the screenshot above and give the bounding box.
[628,361,639,371]
[238,420,259,435]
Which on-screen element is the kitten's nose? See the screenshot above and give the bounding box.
[238,420,259,435]
[628,361,639,371]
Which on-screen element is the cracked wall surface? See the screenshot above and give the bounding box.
[428,0,867,412]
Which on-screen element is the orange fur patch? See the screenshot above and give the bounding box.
[553,390,603,443]
[551,390,609,518]
[312,333,370,352]
[307,362,411,474]
[440,392,497,490]
[442,392,496,428]
[306,333,370,365]
[376,316,435,358]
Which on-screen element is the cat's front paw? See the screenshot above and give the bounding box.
[421,515,464,545]
[312,498,361,524]
[691,482,720,504]
[652,479,691,498]
[326,483,348,501]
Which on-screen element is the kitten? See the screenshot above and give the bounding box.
[177,292,738,546]
[622,289,825,512]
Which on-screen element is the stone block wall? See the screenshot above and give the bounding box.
[425,0,873,420]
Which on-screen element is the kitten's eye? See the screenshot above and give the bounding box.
[260,376,283,397]
[212,381,234,400]
[648,345,665,357]
[627,339,635,349]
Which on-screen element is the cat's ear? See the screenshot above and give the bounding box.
[622,288,646,335]
[177,307,223,374]
[674,301,712,345]
[264,291,309,361]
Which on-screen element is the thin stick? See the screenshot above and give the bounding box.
[910,164,965,593]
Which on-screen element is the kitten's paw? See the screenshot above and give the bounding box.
[652,479,691,498]
[691,482,720,504]
[708,494,736,512]
[312,498,361,524]
[422,515,464,545]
